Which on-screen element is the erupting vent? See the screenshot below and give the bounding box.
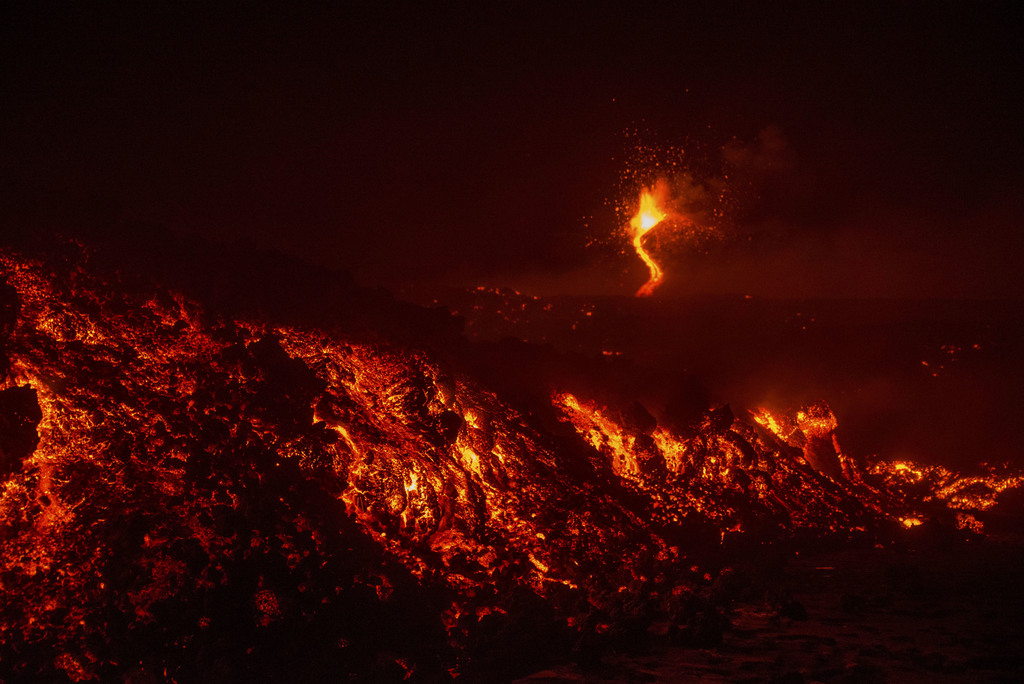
[0,248,1018,681]
[630,182,670,297]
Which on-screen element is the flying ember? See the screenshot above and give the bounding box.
[629,181,670,297]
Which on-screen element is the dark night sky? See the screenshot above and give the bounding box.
[3,2,1023,298]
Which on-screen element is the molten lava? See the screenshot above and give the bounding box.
[0,244,1020,681]
[629,182,669,297]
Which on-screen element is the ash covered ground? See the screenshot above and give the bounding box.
[515,542,1024,683]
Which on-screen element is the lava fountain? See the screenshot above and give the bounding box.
[629,181,669,297]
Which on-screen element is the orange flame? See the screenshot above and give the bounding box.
[629,182,669,297]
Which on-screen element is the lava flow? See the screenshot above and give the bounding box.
[630,182,669,297]
[0,244,1020,682]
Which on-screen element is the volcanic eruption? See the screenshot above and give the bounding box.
[630,181,670,297]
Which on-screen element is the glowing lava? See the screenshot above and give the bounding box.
[629,182,669,297]
[1,245,1022,680]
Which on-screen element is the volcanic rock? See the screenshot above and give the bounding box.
[0,246,1021,681]
[0,275,17,378]
[0,385,41,478]
[623,400,658,434]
